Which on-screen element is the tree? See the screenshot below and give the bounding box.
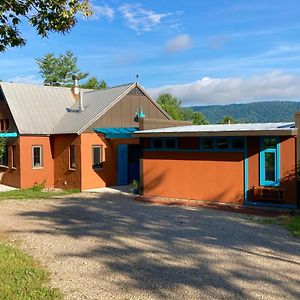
[156,93,183,120]
[80,76,107,90]
[182,108,209,125]
[0,0,91,52]
[220,115,238,124]
[36,51,88,86]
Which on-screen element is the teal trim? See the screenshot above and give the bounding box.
[259,137,280,186]
[94,127,138,139]
[0,132,17,138]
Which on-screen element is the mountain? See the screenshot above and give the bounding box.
[190,101,300,124]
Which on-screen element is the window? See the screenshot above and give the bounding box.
[93,145,103,169]
[216,138,229,149]
[232,138,244,149]
[152,139,163,149]
[260,137,279,186]
[12,145,16,168]
[200,138,214,149]
[165,138,177,149]
[32,146,42,168]
[0,144,8,166]
[69,145,76,170]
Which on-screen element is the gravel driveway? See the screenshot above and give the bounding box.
[0,191,299,299]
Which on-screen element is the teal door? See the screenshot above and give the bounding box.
[117,144,128,185]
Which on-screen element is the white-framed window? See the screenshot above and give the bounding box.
[69,145,76,170]
[92,145,103,169]
[32,145,43,168]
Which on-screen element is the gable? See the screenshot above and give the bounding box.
[84,86,169,132]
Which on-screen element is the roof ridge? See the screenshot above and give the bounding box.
[85,82,135,94]
[0,81,74,90]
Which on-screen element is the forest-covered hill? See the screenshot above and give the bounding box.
[190,101,300,124]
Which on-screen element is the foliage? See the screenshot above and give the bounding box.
[80,76,107,90]
[219,115,238,124]
[0,241,62,299]
[36,51,88,86]
[191,101,300,124]
[182,108,209,125]
[157,93,183,120]
[287,216,300,237]
[0,138,6,158]
[0,0,91,52]
[32,180,46,192]
[0,189,80,201]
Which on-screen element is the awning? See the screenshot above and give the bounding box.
[0,132,18,138]
[93,127,138,138]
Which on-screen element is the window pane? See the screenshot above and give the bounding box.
[93,146,102,168]
[153,139,163,149]
[165,139,176,149]
[69,145,76,169]
[263,138,276,149]
[33,147,41,167]
[216,139,229,149]
[265,152,275,181]
[201,139,214,149]
[232,139,244,149]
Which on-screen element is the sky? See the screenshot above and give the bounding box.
[1,0,300,106]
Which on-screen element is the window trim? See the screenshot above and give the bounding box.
[69,144,76,170]
[259,137,280,187]
[92,145,103,169]
[32,145,43,169]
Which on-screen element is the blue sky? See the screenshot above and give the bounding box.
[1,0,300,105]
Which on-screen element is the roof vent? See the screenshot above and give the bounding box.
[78,90,84,112]
[71,75,80,98]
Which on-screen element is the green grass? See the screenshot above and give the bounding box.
[0,241,62,300]
[286,216,300,237]
[0,188,80,201]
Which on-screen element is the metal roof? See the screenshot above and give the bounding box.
[52,83,135,134]
[0,82,75,135]
[135,122,297,137]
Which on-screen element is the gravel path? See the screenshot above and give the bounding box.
[0,191,299,299]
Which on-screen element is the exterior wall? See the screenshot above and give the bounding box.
[0,94,18,132]
[85,90,168,132]
[246,136,297,205]
[53,134,81,189]
[80,133,139,190]
[19,136,54,188]
[142,151,244,203]
[1,137,20,188]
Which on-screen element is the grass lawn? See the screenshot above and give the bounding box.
[0,241,61,300]
[286,215,300,237]
[0,188,80,201]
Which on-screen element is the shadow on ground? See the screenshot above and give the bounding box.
[14,192,300,298]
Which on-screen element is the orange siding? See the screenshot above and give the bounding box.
[19,136,54,188]
[53,135,81,189]
[280,137,297,205]
[247,137,260,200]
[80,133,139,190]
[142,151,244,203]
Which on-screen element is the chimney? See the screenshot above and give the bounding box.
[78,90,84,112]
[71,75,80,100]
[228,119,231,124]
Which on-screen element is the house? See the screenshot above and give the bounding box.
[135,122,300,208]
[0,81,179,190]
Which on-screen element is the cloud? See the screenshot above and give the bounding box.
[119,3,172,33]
[165,34,192,53]
[7,75,42,84]
[208,35,229,50]
[90,4,114,20]
[148,72,300,105]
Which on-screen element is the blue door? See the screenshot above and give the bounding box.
[117,144,128,185]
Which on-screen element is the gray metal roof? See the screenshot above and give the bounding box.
[0,82,76,134]
[135,122,297,137]
[52,83,135,134]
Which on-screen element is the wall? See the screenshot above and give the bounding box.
[53,134,81,189]
[18,136,54,188]
[85,88,168,132]
[142,151,244,203]
[80,133,139,190]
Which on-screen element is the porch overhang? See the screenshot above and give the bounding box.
[0,132,18,138]
[93,127,138,139]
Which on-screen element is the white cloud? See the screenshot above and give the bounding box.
[7,75,42,84]
[90,4,114,20]
[148,72,300,105]
[119,3,172,33]
[165,34,192,53]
